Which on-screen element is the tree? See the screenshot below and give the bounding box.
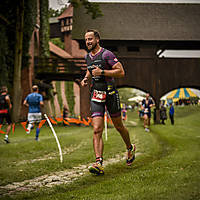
[12,0,24,122]
[69,0,102,19]
[0,0,102,122]
[52,0,103,19]
[40,0,50,58]
[0,24,9,87]
[118,88,137,105]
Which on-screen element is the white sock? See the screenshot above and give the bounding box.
[28,123,32,130]
[5,135,8,139]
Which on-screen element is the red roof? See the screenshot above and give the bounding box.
[57,4,73,20]
[49,41,87,59]
[49,41,72,59]
[72,40,87,58]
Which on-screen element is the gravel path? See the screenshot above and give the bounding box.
[0,152,141,196]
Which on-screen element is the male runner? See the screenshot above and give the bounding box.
[0,86,12,143]
[141,93,154,132]
[81,29,136,175]
[23,85,44,141]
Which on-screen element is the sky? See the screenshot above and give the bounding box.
[49,0,200,10]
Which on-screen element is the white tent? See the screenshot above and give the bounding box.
[160,95,167,101]
[128,96,144,102]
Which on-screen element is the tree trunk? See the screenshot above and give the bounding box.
[12,0,24,122]
[39,0,49,58]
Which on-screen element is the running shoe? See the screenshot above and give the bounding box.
[4,138,10,144]
[126,144,136,166]
[26,124,33,134]
[26,128,30,134]
[89,162,104,175]
[145,128,150,132]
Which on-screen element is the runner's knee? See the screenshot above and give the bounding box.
[93,125,103,134]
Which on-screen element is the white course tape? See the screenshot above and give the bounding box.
[44,114,63,163]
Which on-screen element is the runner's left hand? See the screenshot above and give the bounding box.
[92,65,102,76]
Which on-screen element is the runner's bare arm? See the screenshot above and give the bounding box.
[92,62,125,78]
[5,95,12,110]
[81,69,91,87]
[23,99,29,107]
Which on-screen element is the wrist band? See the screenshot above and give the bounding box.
[101,69,104,75]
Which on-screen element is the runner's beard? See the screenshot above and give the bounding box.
[88,42,97,52]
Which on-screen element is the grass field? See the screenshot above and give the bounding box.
[0,106,200,200]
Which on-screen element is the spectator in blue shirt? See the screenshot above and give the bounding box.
[169,103,174,125]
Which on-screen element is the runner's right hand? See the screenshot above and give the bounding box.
[81,77,88,87]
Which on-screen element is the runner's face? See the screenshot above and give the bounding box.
[146,93,150,99]
[85,32,99,51]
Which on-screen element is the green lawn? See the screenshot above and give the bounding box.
[0,106,200,200]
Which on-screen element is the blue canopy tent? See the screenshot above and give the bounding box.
[166,88,198,102]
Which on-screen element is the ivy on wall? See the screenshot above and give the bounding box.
[50,93,55,116]
[22,0,37,68]
[0,24,9,87]
[65,81,75,115]
[50,38,65,50]
[0,1,16,90]
[56,81,63,111]
[0,0,37,90]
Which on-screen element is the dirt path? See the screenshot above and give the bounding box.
[0,152,141,196]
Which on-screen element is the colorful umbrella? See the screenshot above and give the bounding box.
[166,88,198,101]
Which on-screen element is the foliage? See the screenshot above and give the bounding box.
[0,0,37,90]
[49,7,66,17]
[22,0,37,69]
[50,92,56,116]
[69,0,103,19]
[118,87,137,104]
[49,0,103,19]
[65,81,75,115]
[56,81,63,110]
[50,38,65,50]
[0,24,9,87]
[0,1,17,90]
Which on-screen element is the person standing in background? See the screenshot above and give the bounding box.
[169,103,174,125]
[160,104,167,125]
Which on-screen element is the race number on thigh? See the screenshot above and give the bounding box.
[91,89,106,103]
